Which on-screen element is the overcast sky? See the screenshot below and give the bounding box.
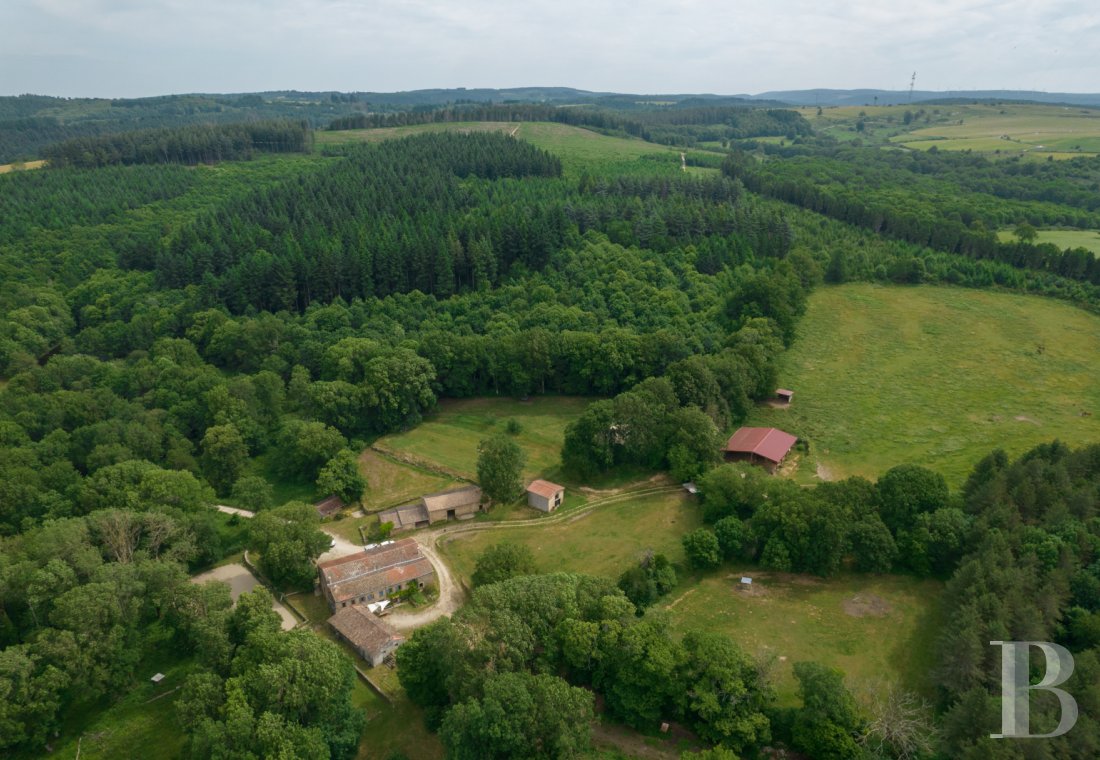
[2,0,1098,98]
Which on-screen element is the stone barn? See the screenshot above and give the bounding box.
[317,538,435,612]
[327,605,405,666]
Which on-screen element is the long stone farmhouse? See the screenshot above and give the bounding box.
[317,538,436,612]
[376,484,482,532]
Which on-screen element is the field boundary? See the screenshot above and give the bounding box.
[369,443,475,484]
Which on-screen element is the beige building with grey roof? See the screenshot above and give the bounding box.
[377,484,482,532]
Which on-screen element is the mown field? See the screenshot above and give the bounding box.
[748,283,1100,484]
[661,572,943,705]
[374,396,591,485]
[997,227,1100,254]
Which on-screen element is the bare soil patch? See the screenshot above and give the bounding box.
[842,593,893,618]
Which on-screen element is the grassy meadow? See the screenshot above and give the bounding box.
[748,283,1100,484]
[660,571,943,705]
[374,396,591,485]
[996,227,1100,254]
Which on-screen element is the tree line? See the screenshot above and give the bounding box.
[42,120,313,168]
[326,102,811,145]
[723,149,1100,286]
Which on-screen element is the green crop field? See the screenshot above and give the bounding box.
[748,283,1100,484]
[660,571,943,705]
[439,489,699,584]
[997,227,1100,254]
[374,396,591,485]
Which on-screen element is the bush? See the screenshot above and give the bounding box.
[682,528,721,570]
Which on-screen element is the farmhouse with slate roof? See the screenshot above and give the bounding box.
[317,538,435,612]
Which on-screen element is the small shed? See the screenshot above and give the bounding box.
[682,482,699,495]
[723,427,798,474]
[526,479,565,513]
[150,673,165,684]
[776,389,794,404]
[314,495,346,518]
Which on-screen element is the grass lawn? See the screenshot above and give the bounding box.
[375,396,591,486]
[997,227,1100,255]
[660,570,943,705]
[747,283,1100,485]
[438,489,700,586]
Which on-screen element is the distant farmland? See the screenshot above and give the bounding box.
[749,283,1100,484]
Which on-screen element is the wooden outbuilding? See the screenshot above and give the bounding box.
[526,479,564,512]
[776,389,794,404]
[723,427,798,473]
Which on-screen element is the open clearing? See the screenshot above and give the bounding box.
[748,283,1100,484]
[997,227,1100,254]
[660,571,943,705]
[317,120,719,177]
[0,159,46,173]
[438,489,701,584]
[374,396,590,484]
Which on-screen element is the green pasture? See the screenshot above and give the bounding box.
[660,571,943,705]
[996,227,1100,254]
[375,396,591,484]
[748,283,1100,485]
[438,489,700,585]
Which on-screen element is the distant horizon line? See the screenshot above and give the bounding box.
[4,85,1100,100]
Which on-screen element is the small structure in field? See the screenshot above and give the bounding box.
[682,482,699,495]
[723,427,798,474]
[776,388,794,405]
[740,577,753,587]
[526,479,564,512]
[314,495,345,518]
[150,673,165,684]
[327,605,405,666]
[317,538,435,612]
[377,484,483,532]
